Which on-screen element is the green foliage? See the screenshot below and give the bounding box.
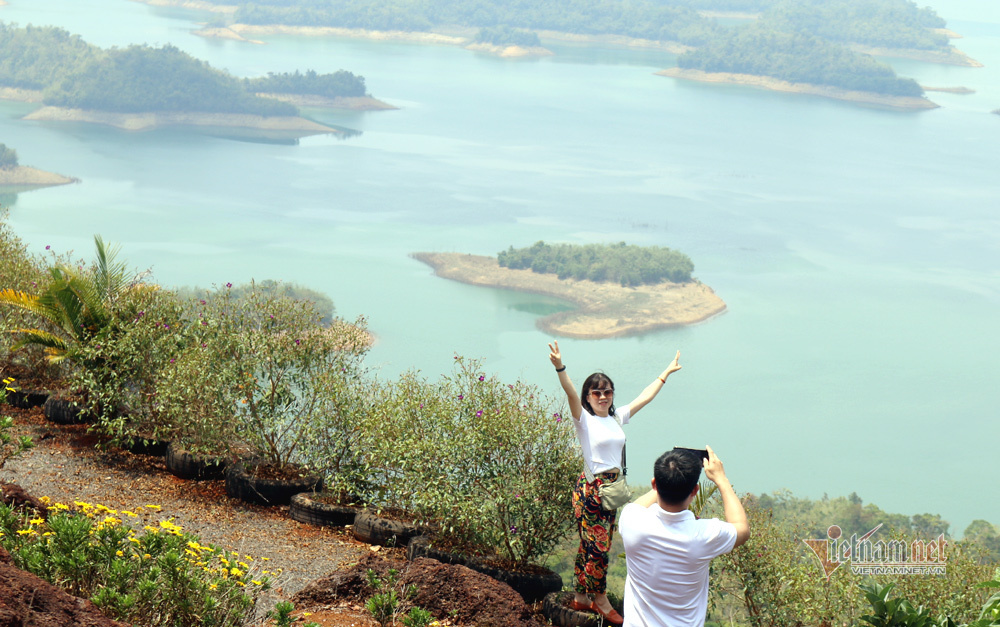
[965,521,1000,563]
[75,284,188,447]
[364,568,420,626]
[763,0,948,50]
[706,494,996,627]
[473,26,541,47]
[245,69,367,99]
[267,600,320,627]
[231,0,720,46]
[44,44,297,116]
[860,582,937,627]
[0,143,18,169]
[0,23,101,90]
[0,211,56,379]
[678,22,924,96]
[155,282,370,466]
[0,380,35,468]
[498,240,694,286]
[360,356,579,565]
[0,235,134,366]
[0,499,273,627]
[402,606,434,627]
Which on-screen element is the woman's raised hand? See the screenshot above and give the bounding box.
[666,350,682,375]
[548,341,563,369]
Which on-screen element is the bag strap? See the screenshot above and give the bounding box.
[582,413,626,482]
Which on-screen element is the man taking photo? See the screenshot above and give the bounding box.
[619,445,751,627]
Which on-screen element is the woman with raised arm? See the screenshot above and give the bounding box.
[548,340,682,625]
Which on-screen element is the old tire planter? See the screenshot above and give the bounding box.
[406,535,470,566]
[289,492,361,528]
[43,397,86,425]
[467,559,563,603]
[543,592,602,627]
[166,442,226,480]
[6,389,49,409]
[352,510,423,548]
[224,461,321,506]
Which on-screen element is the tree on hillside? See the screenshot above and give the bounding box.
[0,144,17,169]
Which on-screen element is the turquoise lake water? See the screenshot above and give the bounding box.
[1,0,998,534]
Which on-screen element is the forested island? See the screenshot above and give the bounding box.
[414,244,725,339]
[0,143,77,188]
[0,23,386,132]
[140,0,978,104]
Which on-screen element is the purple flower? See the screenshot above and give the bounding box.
[478,375,485,382]
[31,281,37,287]
[294,339,300,345]
[419,403,424,409]
[226,282,232,288]
[201,343,206,348]
[169,358,175,363]
[200,299,206,305]
[162,323,169,329]
[45,245,50,250]
[475,410,483,417]
[458,394,464,400]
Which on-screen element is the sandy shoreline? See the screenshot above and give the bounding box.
[657,68,939,109]
[255,93,398,110]
[0,166,78,187]
[852,43,982,67]
[413,252,726,340]
[0,87,44,103]
[21,106,340,133]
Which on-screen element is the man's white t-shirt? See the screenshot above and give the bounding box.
[619,504,737,627]
[573,405,631,476]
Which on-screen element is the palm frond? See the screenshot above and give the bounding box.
[10,328,69,361]
[93,234,130,303]
[0,289,64,325]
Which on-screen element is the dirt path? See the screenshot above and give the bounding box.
[0,406,369,615]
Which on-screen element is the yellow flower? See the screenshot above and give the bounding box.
[121,510,139,518]
[129,537,141,544]
[16,529,36,536]
[209,583,218,590]
[51,503,70,511]
[28,518,44,526]
[144,504,161,510]
[74,500,93,511]
[116,550,124,557]
[251,579,263,585]
[39,496,51,504]
[230,567,244,577]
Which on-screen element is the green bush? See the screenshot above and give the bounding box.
[361,356,579,566]
[155,282,370,466]
[0,499,274,627]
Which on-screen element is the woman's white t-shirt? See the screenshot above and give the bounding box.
[574,404,632,476]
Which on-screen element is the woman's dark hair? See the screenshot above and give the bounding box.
[581,372,616,416]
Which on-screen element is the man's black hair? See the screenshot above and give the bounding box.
[653,449,703,505]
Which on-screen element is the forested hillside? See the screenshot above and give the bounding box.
[497,241,695,286]
[244,69,367,99]
[0,23,369,115]
[199,0,948,97]
[677,23,924,96]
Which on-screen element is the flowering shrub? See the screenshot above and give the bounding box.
[156,282,370,466]
[74,285,189,447]
[0,213,64,382]
[360,356,579,566]
[0,498,275,627]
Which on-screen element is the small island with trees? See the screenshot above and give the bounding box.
[0,23,389,133]
[414,241,726,339]
[0,143,77,188]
